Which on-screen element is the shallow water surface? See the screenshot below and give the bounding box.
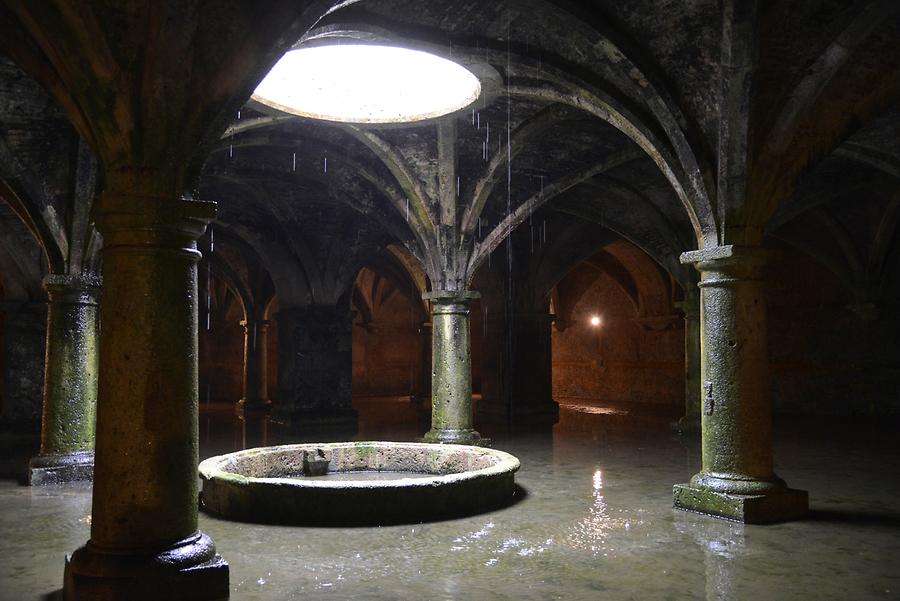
[1,400,898,600]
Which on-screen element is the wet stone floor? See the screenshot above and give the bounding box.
[1,398,899,600]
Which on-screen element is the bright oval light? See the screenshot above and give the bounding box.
[590,315,601,327]
[252,44,482,124]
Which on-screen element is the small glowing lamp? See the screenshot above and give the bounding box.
[589,315,602,327]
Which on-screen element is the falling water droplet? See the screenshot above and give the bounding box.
[406,198,409,222]
[324,156,328,174]
[292,152,296,171]
[229,144,233,158]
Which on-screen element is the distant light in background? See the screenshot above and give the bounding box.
[589,315,602,327]
[253,45,482,124]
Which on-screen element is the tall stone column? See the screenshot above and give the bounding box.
[673,245,807,523]
[64,192,228,600]
[275,304,356,431]
[237,319,270,414]
[422,291,482,445]
[479,310,559,422]
[28,274,101,485]
[414,321,433,403]
[673,287,702,433]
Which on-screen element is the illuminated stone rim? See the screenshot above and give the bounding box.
[199,441,520,525]
[251,44,483,124]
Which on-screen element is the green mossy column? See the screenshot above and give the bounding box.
[64,190,228,601]
[422,291,482,445]
[674,287,702,433]
[28,274,101,485]
[673,246,807,524]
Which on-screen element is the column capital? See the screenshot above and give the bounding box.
[94,193,216,254]
[674,286,700,317]
[43,273,102,305]
[422,290,480,304]
[680,245,778,284]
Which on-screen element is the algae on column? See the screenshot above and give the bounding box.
[28,273,101,486]
[422,290,482,445]
[673,245,807,523]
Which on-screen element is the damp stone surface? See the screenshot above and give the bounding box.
[199,441,520,525]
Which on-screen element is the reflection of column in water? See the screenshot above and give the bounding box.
[677,515,745,601]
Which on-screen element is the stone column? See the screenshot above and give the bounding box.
[274,304,356,431]
[673,287,702,433]
[422,291,482,445]
[28,274,101,485]
[64,192,228,600]
[237,319,270,414]
[673,245,807,523]
[479,310,559,422]
[415,321,432,403]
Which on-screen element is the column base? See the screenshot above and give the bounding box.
[673,483,808,524]
[422,428,487,446]
[63,531,229,601]
[28,451,94,486]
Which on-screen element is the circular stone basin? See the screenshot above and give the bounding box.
[199,442,520,525]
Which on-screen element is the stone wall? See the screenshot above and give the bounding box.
[552,272,684,406]
[767,245,900,416]
[0,302,47,429]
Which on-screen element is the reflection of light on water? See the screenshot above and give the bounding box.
[563,404,628,416]
[450,521,496,552]
[564,468,631,555]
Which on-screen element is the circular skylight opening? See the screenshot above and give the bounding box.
[252,44,482,124]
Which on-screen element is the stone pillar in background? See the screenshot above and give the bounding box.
[479,310,558,423]
[416,320,432,403]
[28,274,101,485]
[64,191,228,600]
[237,318,270,414]
[275,304,356,432]
[673,286,702,433]
[0,301,47,428]
[422,291,482,445]
[673,245,807,523]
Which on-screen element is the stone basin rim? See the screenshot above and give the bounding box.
[199,441,521,489]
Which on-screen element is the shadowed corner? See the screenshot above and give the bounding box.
[41,589,63,601]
